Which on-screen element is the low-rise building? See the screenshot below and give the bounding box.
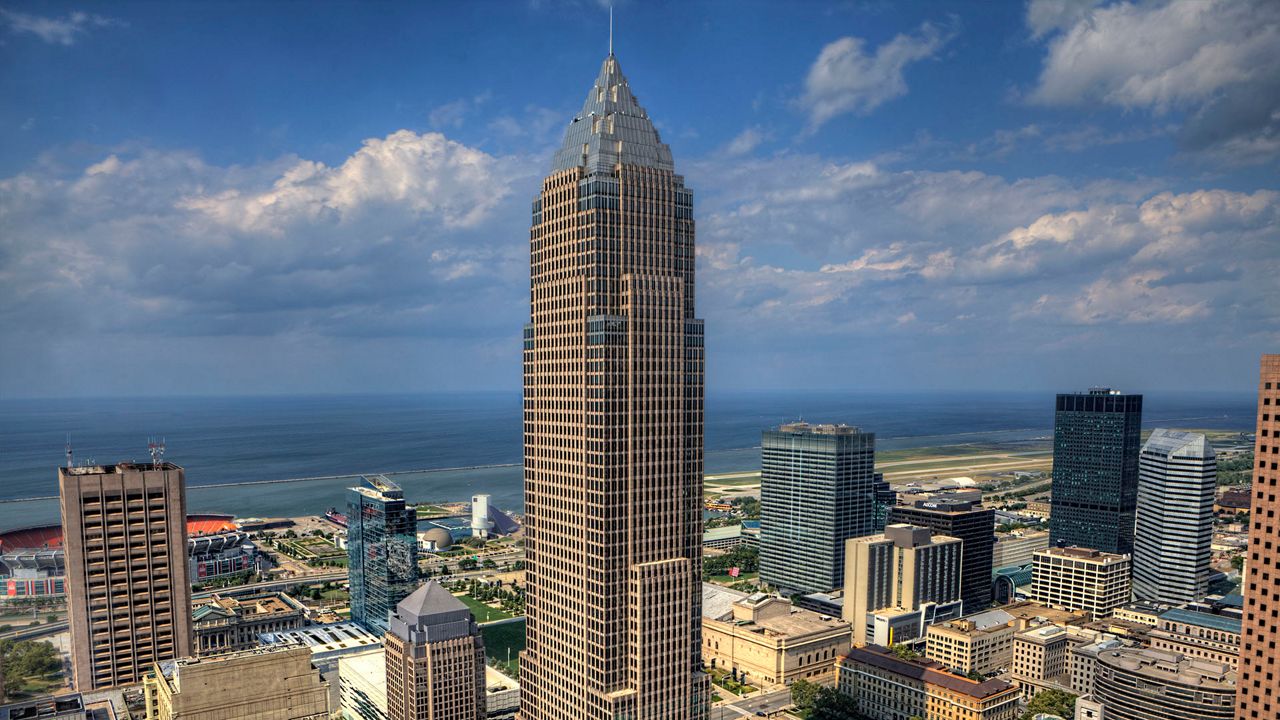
[192,592,307,656]
[1000,600,1088,631]
[924,609,1016,676]
[259,621,382,674]
[339,649,387,720]
[992,530,1050,568]
[1147,608,1240,669]
[0,695,109,720]
[1092,648,1235,720]
[1030,547,1131,619]
[836,645,1019,720]
[1109,602,1169,628]
[143,644,329,720]
[701,585,852,686]
[1010,624,1075,701]
[702,525,747,550]
[1069,635,1123,697]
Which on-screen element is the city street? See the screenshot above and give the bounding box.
[711,689,793,720]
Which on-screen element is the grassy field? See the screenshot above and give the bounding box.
[706,476,761,487]
[454,594,513,623]
[709,571,758,584]
[416,505,452,518]
[482,620,525,677]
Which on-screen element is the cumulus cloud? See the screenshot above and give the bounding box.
[0,132,537,350]
[0,8,124,45]
[799,22,953,130]
[1029,0,1280,164]
[686,151,1279,375]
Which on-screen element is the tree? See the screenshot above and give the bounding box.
[1019,689,1077,720]
[889,643,920,661]
[790,679,821,710]
[809,688,868,720]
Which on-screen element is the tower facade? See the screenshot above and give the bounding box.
[842,524,963,644]
[1237,353,1280,719]
[1132,429,1216,605]
[348,475,419,635]
[760,423,878,595]
[385,581,486,720]
[520,54,707,720]
[1048,388,1143,554]
[59,461,193,690]
[888,497,995,614]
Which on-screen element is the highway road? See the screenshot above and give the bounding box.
[711,689,793,720]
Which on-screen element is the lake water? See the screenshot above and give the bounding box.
[0,390,1255,530]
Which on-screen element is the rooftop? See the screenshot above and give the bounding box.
[702,583,750,620]
[1158,608,1242,634]
[1096,648,1236,690]
[259,621,380,655]
[1036,546,1129,564]
[843,645,1016,699]
[776,422,861,435]
[1142,429,1214,459]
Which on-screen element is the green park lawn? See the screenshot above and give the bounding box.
[454,593,514,623]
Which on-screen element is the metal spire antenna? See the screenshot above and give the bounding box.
[148,437,166,467]
[609,4,613,56]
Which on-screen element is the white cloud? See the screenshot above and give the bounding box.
[1026,0,1101,39]
[799,22,953,130]
[725,127,767,157]
[0,8,124,45]
[1028,0,1280,164]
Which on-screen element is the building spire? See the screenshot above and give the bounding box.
[608,4,613,56]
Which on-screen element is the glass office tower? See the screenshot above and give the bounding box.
[760,422,878,595]
[347,475,418,635]
[1048,388,1143,554]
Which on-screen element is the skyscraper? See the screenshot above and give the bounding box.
[1132,429,1216,605]
[760,422,878,594]
[888,497,995,613]
[520,52,707,720]
[59,461,193,690]
[384,581,486,720]
[1236,353,1280,719]
[348,475,418,636]
[1048,388,1143,554]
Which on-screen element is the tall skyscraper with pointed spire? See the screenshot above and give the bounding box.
[520,50,708,720]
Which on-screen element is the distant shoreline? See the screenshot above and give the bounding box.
[0,461,529,505]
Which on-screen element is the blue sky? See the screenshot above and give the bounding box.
[1,0,1277,397]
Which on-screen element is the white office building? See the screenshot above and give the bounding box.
[1132,429,1216,605]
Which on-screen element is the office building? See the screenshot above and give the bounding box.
[1093,648,1235,720]
[520,52,707,720]
[59,461,193,690]
[1236,353,1280,720]
[924,609,1016,677]
[1132,429,1216,605]
[760,423,878,594]
[0,695,94,720]
[1009,624,1076,701]
[889,497,995,613]
[870,474,895,532]
[385,581,486,720]
[143,644,329,720]
[700,585,852,686]
[1070,635,1123,697]
[1030,547,1131,619]
[258,621,382,675]
[1148,607,1240,669]
[836,645,1019,720]
[348,475,418,635]
[1049,388,1143,554]
[843,524,963,645]
[991,529,1049,569]
[192,592,307,656]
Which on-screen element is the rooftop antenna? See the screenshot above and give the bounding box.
[609,4,613,56]
[148,437,166,467]
[65,437,73,469]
